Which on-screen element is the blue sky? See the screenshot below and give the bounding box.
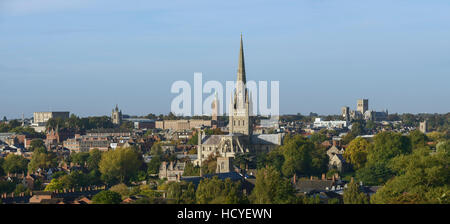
[0,0,449,119]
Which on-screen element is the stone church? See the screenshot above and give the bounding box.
[195,36,284,167]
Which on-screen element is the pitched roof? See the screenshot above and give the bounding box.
[294,180,335,193]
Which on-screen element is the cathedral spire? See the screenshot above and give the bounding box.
[237,34,246,84]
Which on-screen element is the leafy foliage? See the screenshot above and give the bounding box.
[92,190,122,204]
[99,147,144,184]
[195,176,245,204]
[371,147,449,204]
[249,166,296,204]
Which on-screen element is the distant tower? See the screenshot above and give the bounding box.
[341,106,350,121]
[229,34,253,136]
[212,92,219,128]
[112,104,122,125]
[357,99,369,114]
[419,120,428,133]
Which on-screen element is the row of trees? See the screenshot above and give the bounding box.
[340,129,449,203]
[45,115,115,133]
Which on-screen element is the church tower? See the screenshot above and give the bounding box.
[112,104,122,125]
[229,35,252,136]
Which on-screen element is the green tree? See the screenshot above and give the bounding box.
[44,178,64,192]
[183,161,200,176]
[356,132,412,185]
[280,135,314,177]
[371,147,449,204]
[28,151,58,172]
[109,183,131,199]
[99,147,143,184]
[29,139,45,151]
[70,152,90,167]
[310,132,328,144]
[181,182,196,204]
[87,149,102,171]
[195,177,245,204]
[249,166,296,204]
[343,179,369,204]
[409,130,429,149]
[2,154,28,174]
[344,137,370,169]
[167,182,183,203]
[92,190,122,204]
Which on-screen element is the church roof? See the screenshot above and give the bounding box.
[251,134,281,145]
[201,135,223,145]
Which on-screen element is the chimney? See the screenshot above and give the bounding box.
[310,176,313,180]
[293,174,297,184]
[321,173,326,180]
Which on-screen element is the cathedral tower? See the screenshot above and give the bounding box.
[229,35,252,136]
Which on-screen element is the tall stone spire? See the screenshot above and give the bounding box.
[237,34,246,84]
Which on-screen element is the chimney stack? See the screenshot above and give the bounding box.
[321,173,326,180]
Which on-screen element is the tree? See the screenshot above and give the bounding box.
[371,147,449,204]
[0,158,4,176]
[109,183,131,199]
[436,140,449,154]
[70,152,90,167]
[167,182,183,203]
[181,182,196,204]
[344,137,370,169]
[44,178,64,192]
[183,161,200,176]
[249,166,296,204]
[150,142,163,156]
[409,130,428,149]
[28,151,58,172]
[310,132,328,144]
[99,147,143,184]
[310,145,329,176]
[2,154,28,174]
[365,120,376,132]
[147,155,161,175]
[92,190,122,204]
[195,177,245,204]
[29,139,45,151]
[343,179,369,204]
[87,149,102,171]
[368,132,412,163]
[279,135,314,177]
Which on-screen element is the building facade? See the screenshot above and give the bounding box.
[33,112,69,124]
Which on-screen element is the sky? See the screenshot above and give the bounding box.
[0,0,449,119]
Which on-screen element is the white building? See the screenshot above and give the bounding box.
[313,118,348,129]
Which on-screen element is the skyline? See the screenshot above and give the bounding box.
[1,0,450,119]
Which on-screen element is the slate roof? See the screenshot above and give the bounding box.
[294,180,335,193]
[251,134,281,145]
[202,135,223,145]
